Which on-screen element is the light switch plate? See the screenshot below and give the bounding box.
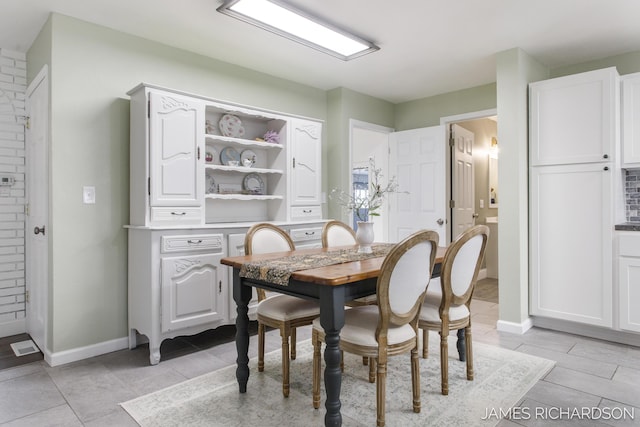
[479,199,484,208]
[83,186,96,204]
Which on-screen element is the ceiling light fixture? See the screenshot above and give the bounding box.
[217,0,379,61]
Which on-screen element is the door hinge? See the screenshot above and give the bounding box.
[449,200,456,208]
[25,203,30,216]
[219,280,222,294]
[292,157,296,168]
[197,147,200,160]
[147,100,150,118]
[148,177,151,196]
[25,116,31,130]
[25,290,29,303]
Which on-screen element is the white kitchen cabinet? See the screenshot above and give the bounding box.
[622,73,640,168]
[529,163,613,327]
[529,67,619,329]
[289,118,322,217]
[529,67,618,166]
[618,233,640,332]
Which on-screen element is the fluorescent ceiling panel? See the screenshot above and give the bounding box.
[217,0,379,61]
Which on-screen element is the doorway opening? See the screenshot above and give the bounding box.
[442,109,499,304]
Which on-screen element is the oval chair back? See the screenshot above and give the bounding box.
[322,220,357,247]
[377,230,439,333]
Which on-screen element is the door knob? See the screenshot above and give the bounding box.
[472,213,479,218]
[34,225,46,235]
[436,218,444,226]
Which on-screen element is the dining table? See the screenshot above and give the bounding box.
[220,243,447,427]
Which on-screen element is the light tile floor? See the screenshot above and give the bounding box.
[1,295,639,426]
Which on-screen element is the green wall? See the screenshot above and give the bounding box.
[394,83,497,130]
[27,11,640,356]
[27,13,327,354]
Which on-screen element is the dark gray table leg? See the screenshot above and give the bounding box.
[319,286,345,427]
[456,329,466,361]
[233,269,252,393]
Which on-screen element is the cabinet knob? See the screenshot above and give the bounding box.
[604,166,609,171]
[603,154,609,159]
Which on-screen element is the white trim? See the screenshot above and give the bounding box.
[0,318,26,337]
[496,317,533,335]
[45,336,129,367]
[531,316,640,347]
[439,108,498,126]
[25,64,48,97]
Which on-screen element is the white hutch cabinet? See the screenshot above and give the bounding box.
[529,68,618,328]
[127,84,324,364]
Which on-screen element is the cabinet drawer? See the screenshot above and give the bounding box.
[619,234,640,257]
[289,227,322,243]
[161,234,223,254]
[150,207,203,224]
[291,206,322,221]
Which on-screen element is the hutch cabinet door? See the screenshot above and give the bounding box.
[161,253,226,332]
[149,91,204,207]
[529,67,618,166]
[290,118,322,206]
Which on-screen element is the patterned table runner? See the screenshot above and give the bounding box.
[240,243,395,286]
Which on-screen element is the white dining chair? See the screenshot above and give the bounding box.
[418,225,489,395]
[312,229,439,427]
[245,223,321,398]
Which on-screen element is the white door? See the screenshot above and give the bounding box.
[451,124,475,238]
[25,67,48,352]
[388,126,446,244]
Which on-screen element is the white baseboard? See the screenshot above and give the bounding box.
[46,336,129,367]
[0,318,25,338]
[496,317,533,335]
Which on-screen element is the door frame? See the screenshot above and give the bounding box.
[25,65,49,353]
[440,108,497,242]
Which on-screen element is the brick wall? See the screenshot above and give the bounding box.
[625,169,640,222]
[0,48,26,334]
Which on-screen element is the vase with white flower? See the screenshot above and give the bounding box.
[330,158,406,253]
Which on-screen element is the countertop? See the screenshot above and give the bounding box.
[615,222,640,231]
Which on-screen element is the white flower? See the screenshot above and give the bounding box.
[330,158,407,221]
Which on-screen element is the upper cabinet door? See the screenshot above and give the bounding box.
[290,118,322,206]
[149,91,204,207]
[529,67,619,166]
[622,73,640,167]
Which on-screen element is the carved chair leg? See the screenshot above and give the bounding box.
[465,324,474,381]
[312,330,321,409]
[340,350,344,372]
[376,361,387,427]
[291,327,297,360]
[368,357,376,383]
[440,330,449,395]
[363,356,369,365]
[411,347,421,413]
[422,328,429,359]
[281,327,290,397]
[258,322,265,372]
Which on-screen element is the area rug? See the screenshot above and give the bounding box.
[121,333,554,427]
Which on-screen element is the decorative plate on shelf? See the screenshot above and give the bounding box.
[205,172,216,194]
[220,147,241,166]
[205,147,218,164]
[240,149,257,167]
[219,114,245,138]
[243,173,264,194]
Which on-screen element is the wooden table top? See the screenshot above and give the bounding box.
[221,245,446,286]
